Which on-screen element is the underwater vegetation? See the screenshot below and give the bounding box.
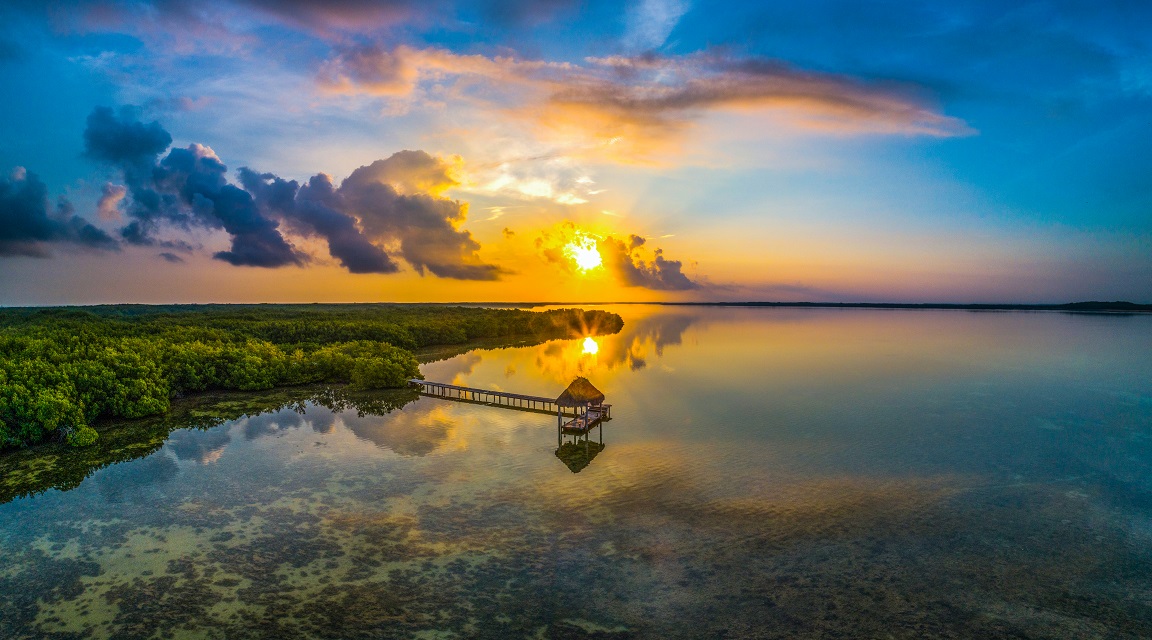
[3,403,1151,639]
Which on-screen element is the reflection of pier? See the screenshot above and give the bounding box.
[408,377,612,473]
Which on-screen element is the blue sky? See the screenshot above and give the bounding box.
[0,0,1149,303]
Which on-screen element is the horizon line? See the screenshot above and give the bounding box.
[1,300,1149,311]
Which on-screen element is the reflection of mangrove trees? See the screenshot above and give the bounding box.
[0,305,623,448]
[0,385,418,504]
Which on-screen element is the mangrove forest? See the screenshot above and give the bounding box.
[0,304,623,450]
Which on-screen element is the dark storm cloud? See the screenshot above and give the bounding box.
[158,145,304,267]
[339,152,505,280]
[241,169,398,274]
[85,107,192,233]
[83,106,172,167]
[120,220,153,245]
[0,168,118,257]
[599,234,698,290]
[84,108,303,268]
[240,157,501,278]
[171,144,303,266]
[208,184,304,267]
[86,108,501,278]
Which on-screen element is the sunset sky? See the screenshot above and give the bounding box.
[1,0,1150,304]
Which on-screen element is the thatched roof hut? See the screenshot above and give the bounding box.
[556,377,605,407]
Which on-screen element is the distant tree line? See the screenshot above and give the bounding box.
[0,305,623,449]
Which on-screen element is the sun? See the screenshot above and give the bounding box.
[582,336,599,355]
[564,232,603,272]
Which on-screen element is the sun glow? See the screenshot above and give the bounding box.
[582,336,599,355]
[564,232,603,272]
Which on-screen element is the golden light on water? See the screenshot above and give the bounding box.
[582,336,599,355]
[564,232,602,272]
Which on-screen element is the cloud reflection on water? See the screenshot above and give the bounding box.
[340,403,458,457]
[167,428,232,464]
[95,454,179,504]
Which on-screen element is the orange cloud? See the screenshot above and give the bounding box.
[96,182,127,221]
[562,54,972,136]
[318,47,973,161]
[534,221,699,290]
[318,44,572,99]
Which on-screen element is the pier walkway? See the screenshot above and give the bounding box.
[407,379,612,422]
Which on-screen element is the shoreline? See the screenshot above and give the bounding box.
[0,331,592,503]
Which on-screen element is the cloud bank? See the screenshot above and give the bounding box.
[84,107,501,278]
[320,47,972,160]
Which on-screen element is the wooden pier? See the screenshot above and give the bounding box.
[407,379,612,420]
[410,377,612,472]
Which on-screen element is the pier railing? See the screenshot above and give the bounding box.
[407,379,611,419]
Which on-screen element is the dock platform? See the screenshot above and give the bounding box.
[560,405,610,434]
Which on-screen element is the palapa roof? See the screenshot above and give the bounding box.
[555,377,605,406]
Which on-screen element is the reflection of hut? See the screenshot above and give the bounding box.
[555,441,605,473]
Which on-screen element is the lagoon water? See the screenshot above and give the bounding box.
[2,305,1152,638]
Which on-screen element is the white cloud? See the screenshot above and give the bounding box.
[623,0,691,51]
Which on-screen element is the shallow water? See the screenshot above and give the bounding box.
[3,305,1152,639]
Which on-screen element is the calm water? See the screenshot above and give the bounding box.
[3,306,1152,639]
